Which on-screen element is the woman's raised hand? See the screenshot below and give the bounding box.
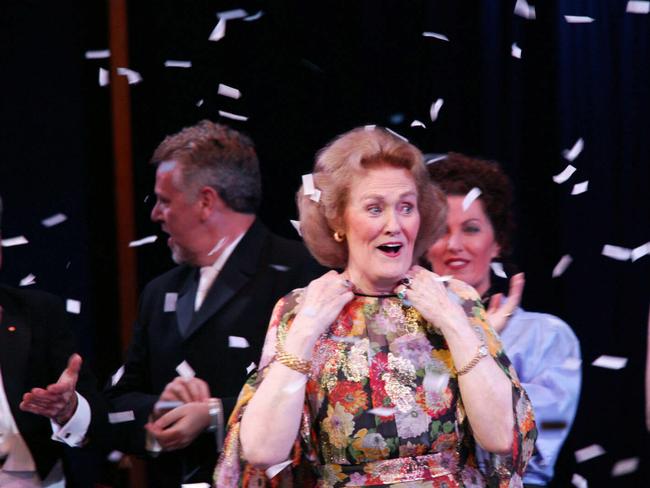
[486,272,525,333]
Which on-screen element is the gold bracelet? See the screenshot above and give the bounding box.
[275,321,312,376]
[456,344,488,376]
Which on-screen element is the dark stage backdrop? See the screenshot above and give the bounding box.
[1,1,648,486]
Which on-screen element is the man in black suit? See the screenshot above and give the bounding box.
[0,197,107,487]
[105,120,324,486]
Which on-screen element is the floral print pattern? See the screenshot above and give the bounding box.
[214,279,536,487]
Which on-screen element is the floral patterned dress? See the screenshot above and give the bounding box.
[215,279,536,488]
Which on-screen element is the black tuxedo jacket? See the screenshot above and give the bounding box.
[0,284,108,485]
[105,219,325,486]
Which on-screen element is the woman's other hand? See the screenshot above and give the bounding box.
[486,273,525,333]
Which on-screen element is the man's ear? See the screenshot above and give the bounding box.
[197,186,225,219]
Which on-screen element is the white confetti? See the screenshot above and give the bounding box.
[626,1,650,14]
[108,411,135,424]
[282,376,308,394]
[289,219,302,237]
[511,42,522,59]
[111,365,125,386]
[85,49,110,59]
[462,187,482,211]
[592,355,627,370]
[218,9,248,21]
[611,457,639,476]
[385,127,408,142]
[410,120,426,128]
[181,484,210,488]
[571,473,588,488]
[571,180,589,195]
[116,67,142,85]
[601,244,632,261]
[265,460,292,479]
[429,98,444,122]
[228,336,250,348]
[562,138,584,162]
[164,60,192,68]
[2,236,29,247]
[302,174,316,195]
[176,360,196,378]
[552,164,577,183]
[425,154,447,165]
[66,299,81,314]
[574,444,605,463]
[631,241,650,262]
[209,17,227,41]
[309,188,322,203]
[99,67,110,87]
[552,255,573,277]
[218,110,248,121]
[129,235,157,247]
[422,31,449,42]
[270,264,290,272]
[244,11,264,21]
[154,400,182,411]
[434,275,453,282]
[41,213,68,227]
[423,371,449,393]
[196,99,204,107]
[207,237,226,256]
[364,124,377,131]
[562,357,582,370]
[19,273,36,287]
[514,0,536,19]
[107,450,124,463]
[368,407,396,417]
[491,262,507,279]
[565,15,595,23]
[217,83,241,99]
[164,293,178,312]
[246,362,257,374]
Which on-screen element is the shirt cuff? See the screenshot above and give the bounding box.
[50,392,91,446]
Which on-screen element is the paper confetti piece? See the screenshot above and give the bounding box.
[514,0,536,19]
[41,213,68,227]
[209,18,227,41]
[552,255,573,277]
[99,68,109,86]
[592,355,627,369]
[289,219,302,236]
[129,235,157,247]
[111,365,125,386]
[491,262,507,279]
[410,120,426,128]
[562,138,584,161]
[302,174,316,195]
[218,110,248,121]
[631,241,650,262]
[207,237,226,256]
[228,336,250,348]
[283,376,308,394]
[422,32,449,42]
[107,451,124,463]
[626,1,650,14]
[66,299,81,314]
[181,484,210,488]
[434,275,453,282]
[462,187,482,211]
[154,400,182,411]
[108,411,135,423]
[385,127,408,142]
[571,473,588,488]
[116,67,142,85]
[425,154,447,165]
[164,60,192,68]
[2,236,29,247]
[368,407,396,417]
[574,444,605,463]
[309,188,322,203]
[511,43,522,59]
[270,264,290,272]
[364,124,377,131]
[565,15,595,23]
[553,164,577,183]
[429,98,444,122]
[265,460,292,479]
[19,274,36,287]
[176,360,196,378]
[602,244,632,261]
[85,49,110,59]
[218,9,248,20]
[611,457,639,476]
[218,83,241,99]
[562,357,582,370]
[244,11,264,21]
[164,293,178,312]
[246,362,257,374]
[196,99,204,107]
[571,180,589,195]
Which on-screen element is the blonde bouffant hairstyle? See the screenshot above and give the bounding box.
[297,127,447,268]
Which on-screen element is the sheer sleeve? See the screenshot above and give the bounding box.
[214,290,319,487]
[447,280,538,487]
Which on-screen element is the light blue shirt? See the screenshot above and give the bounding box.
[494,307,582,485]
